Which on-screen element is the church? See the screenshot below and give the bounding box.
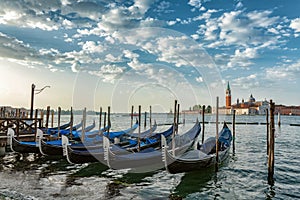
[219,82,269,115]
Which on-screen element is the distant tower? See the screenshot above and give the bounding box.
[226,81,231,108]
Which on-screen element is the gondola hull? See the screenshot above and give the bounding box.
[11,137,40,154]
[40,140,63,156]
[163,147,230,174]
[105,120,201,173]
[162,123,232,174]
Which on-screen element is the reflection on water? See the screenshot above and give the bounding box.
[0,114,300,199]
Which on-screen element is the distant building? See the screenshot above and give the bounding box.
[275,105,300,115]
[219,82,269,115]
[0,106,28,118]
[225,81,231,109]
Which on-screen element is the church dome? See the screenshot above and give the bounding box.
[249,94,255,103]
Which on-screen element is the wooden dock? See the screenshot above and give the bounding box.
[0,117,43,144]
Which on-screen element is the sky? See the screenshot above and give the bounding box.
[0,0,300,113]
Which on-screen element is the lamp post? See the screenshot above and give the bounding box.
[30,84,50,118]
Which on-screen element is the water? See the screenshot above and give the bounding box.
[0,114,300,199]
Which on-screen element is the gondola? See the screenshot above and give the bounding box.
[7,128,43,153]
[62,124,168,164]
[104,119,201,173]
[7,121,95,154]
[48,120,95,138]
[40,121,139,156]
[161,123,232,174]
[41,121,82,135]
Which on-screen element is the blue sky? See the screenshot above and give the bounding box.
[0,0,299,112]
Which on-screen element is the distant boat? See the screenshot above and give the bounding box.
[130,112,139,117]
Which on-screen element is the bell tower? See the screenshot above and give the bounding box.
[226,81,231,108]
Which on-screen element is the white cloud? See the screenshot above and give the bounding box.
[123,50,139,59]
[198,9,282,48]
[89,64,125,83]
[196,76,203,82]
[290,18,300,32]
[188,0,212,10]
[233,74,260,89]
[154,1,173,14]
[105,54,123,63]
[227,48,258,68]
[236,2,243,9]
[81,41,106,53]
[265,59,300,80]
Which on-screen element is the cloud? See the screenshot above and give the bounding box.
[198,9,282,48]
[227,47,258,68]
[196,76,203,82]
[188,0,211,10]
[153,1,173,14]
[233,74,260,89]
[265,59,300,81]
[89,64,125,83]
[290,18,300,32]
[80,41,106,54]
[0,32,37,61]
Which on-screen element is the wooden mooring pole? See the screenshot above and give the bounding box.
[30,84,35,118]
[266,108,269,156]
[69,107,73,140]
[81,108,86,142]
[233,109,236,154]
[202,105,205,144]
[138,105,141,152]
[176,104,180,135]
[149,106,152,135]
[268,100,275,185]
[172,100,177,156]
[144,111,147,129]
[34,109,38,139]
[45,106,50,129]
[103,112,107,131]
[98,107,102,133]
[108,106,111,139]
[131,105,134,129]
[57,107,61,137]
[51,110,54,128]
[215,97,219,172]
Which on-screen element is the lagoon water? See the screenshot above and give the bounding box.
[0,114,300,199]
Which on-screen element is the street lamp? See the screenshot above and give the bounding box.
[30,84,50,118]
